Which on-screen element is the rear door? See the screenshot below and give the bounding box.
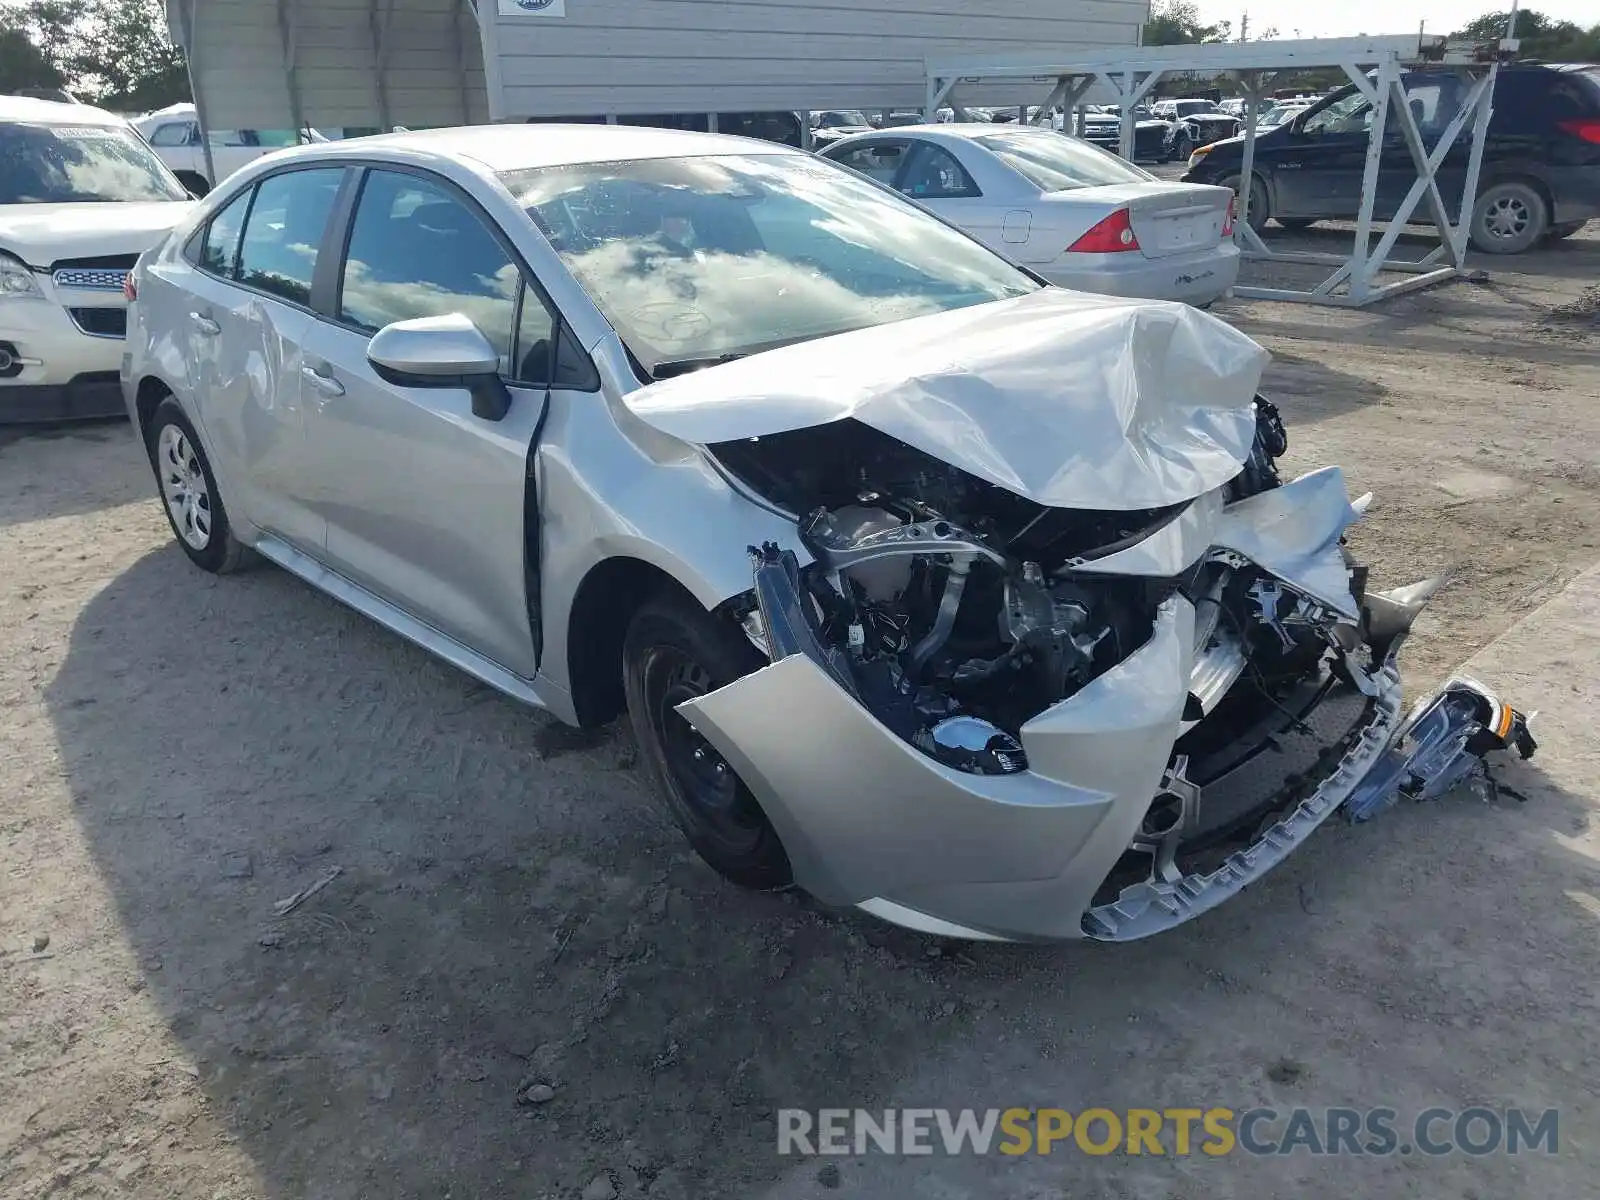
[890,139,1012,246]
[296,167,550,678]
[181,166,346,552]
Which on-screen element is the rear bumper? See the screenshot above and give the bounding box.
[0,374,127,423]
[1038,241,1240,306]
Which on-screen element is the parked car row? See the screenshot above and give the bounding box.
[111,121,1514,943]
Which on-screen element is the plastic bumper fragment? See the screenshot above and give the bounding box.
[1342,676,1538,823]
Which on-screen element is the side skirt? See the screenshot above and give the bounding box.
[252,531,550,712]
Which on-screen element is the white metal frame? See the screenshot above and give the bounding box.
[927,37,1503,307]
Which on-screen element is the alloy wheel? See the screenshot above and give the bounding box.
[1480,194,1530,244]
[157,424,213,551]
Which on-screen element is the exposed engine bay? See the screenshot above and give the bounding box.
[710,398,1294,779]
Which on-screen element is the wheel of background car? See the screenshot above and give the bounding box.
[623,594,793,890]
[145,398,249,574]
[1170,131,1193,163]
[1276,217,1317,231]
[1218,174,1270,233]
[174,171,211,198]
[1470,180,1548,255]
[1547,221,1586,241]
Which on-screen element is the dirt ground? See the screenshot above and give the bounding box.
[2,227,1598,1200]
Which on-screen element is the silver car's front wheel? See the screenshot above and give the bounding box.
[158,424,213,551]
[145,397,249,574]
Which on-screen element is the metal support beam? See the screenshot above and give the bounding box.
[451,0,473,124]
[176,0,218,187]
[370,0,395,132]
[276,0,306,139]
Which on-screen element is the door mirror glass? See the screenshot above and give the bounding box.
[367,314,511,420]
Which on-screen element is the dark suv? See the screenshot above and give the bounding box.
[1183,63,1600,253]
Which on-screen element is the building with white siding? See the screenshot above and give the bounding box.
[168,0,1147,135]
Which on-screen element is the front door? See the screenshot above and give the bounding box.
[1270,89,1377,219]
[296,168,550,678]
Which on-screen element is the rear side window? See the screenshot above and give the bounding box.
[337,169,520,361]
[235,168,343,305]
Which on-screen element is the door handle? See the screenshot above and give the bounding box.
[301,364,345,398]
[189,311,220,336]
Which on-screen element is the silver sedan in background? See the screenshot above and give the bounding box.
[820,124,1240,306]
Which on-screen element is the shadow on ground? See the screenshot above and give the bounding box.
[42,545,1600,1198]
[0,419,146,529]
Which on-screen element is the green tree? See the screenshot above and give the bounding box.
[0,23,66,94]
[1143,0,1231,46]
[1453,10,1600,60]
[5,0,188,110]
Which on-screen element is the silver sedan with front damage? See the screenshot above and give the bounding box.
[124,125,1531,944]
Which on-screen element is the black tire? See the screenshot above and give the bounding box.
[144,398,249,574]
[1548,220,1587,241]
[1218,173,1269,233]
[1169,131,1194,163]
[1276,217,1317,231]
[1470,180,1549,255]
[174,171,212,198]
[623,594,793,890]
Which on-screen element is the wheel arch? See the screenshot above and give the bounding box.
[134,376,176,450]
[563,556,721,729]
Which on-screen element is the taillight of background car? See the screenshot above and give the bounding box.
[123,273,138,302]
[1222,196,1235,238]
[1557,119,1600,145]
[1066,209,1139,253]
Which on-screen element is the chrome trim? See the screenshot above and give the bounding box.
[52,268,129,292]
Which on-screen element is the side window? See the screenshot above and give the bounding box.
[828,141,907,184]
[235,168,343,305]
[194,186,252,276]
[338,170,520,366]
[898,142,981,199]
[149,122,192,148]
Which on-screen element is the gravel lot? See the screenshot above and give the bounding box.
[2,226,1598,1199]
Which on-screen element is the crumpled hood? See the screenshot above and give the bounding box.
[0,201,195,267]
[626,288,1270,510]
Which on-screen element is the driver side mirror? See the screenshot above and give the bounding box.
[367,314,511,421]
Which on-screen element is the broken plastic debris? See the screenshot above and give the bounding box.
[1343,678,1537,823]
[271,866,343,916]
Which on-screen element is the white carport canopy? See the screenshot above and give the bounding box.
[166,0,490,134]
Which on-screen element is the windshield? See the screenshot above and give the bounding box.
[1,122,187,204]
[1176,101,1220,116]
[818,111,869,129]
[499,153,1038,374]
[973,132,1150,192]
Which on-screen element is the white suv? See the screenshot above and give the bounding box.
[1,97,195,421]
[134,103,327,196]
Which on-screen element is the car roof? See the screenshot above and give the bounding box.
[835,123,1057,141]
[0,95,130,128]
[277,123,805,172]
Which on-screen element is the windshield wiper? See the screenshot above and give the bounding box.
[648,352,750,381]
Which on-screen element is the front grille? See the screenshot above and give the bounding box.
[68,308,127,338]
[53,267,129,292]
